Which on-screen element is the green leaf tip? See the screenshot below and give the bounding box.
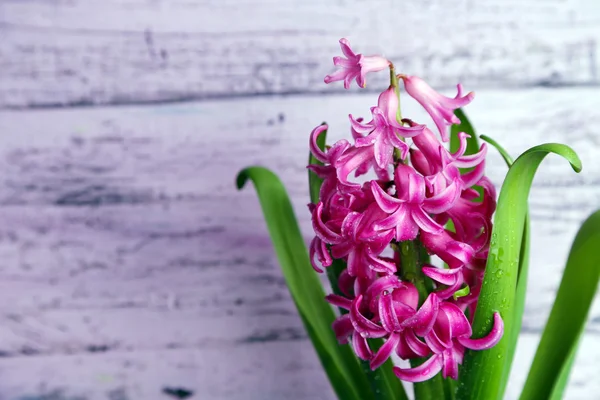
[235,168,251,190]
[480,135,514,166]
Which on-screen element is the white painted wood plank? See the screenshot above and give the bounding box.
[0,88,598,398]
[0,334,597,400]
[1,0,599,108]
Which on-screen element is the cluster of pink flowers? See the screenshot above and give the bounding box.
[308,39,503,382]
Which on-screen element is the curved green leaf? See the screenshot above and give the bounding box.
[520,209,600,400]
[480,135,514,166]
[480,135,529,399]
[308,131,408,400]
[456,143,582,400]
[237,167,373,400]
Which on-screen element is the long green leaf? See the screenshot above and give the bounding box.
[456,143,582,400]
[308,130,408,400]
[520,209,600,400]
[237,167,374,400]
[480,135,529,398]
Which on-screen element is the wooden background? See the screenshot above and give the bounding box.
[0,1,599,399]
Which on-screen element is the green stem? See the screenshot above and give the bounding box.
[398,240,447,400]
[389,65,402,123]
[398,240,430,304]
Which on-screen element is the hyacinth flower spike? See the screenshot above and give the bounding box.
[238,36,590,400]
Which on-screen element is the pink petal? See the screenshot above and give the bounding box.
[352,331,373,360]
[452,132,470,158]
[371,333,400,370]
[421,230,474,269]
[394,214,419,241]
[393,354,443,383]
[311,202,341,243]
[422,266,461,286]
[405,329,431,357]
[441,302,472,338]
[309,124,329,163]
[309,237,325,273]
[366,250,397,274]
[455,143,487,169]
[350,295,387,338]
[373,133,395,168]
[423,179,461,214]
[335,146,374,187]
[402,293,439,336]
[332,314,354,344]
[460,160,486,188]
[346,248,360,277]
[441,348,459,380]
[411,207,444,234]
[377,86,400,124]
[411,148,432,176]
[338,269,355,298]
[359,54,391,74]
[365,275,404,310]
[349,114,376,136]
[326,294,353,310]
[324,68,351,85]
[425,326,449,354]
[338,38,357,59]
[378,291,401,332]
[375,205,408,230]
[392,282,419,311]
[371,182,403,213]
[457,312,503,350]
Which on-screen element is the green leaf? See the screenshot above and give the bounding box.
[480,135,529,399]
[520,209,600,400]
[456,143,582,400]
[307,130,408,400]
[480,135,514,166]
[237,167,374,400]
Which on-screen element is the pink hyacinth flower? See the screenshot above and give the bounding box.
[324,38,390,89]
[327,276,439,370]
[308,125,353,204]
[371,164,457,241]
[400,75,474,142]
[394,307,503,382]
[350,117,391,181]
[420,228,475,269]
[349,87,425,167]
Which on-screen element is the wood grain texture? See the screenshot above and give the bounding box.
[1,0,600,108]
[0,87,598,399]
